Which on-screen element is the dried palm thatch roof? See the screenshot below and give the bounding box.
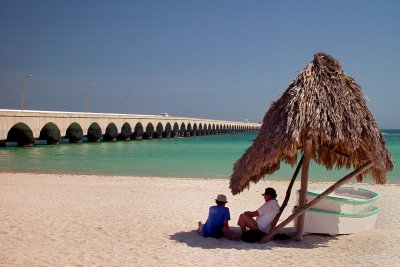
[230,52,394,195]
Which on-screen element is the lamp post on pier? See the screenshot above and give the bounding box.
[20,74,33,111]
[125,90,133,114]
[84,83,95,113]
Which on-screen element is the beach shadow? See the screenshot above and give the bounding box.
[170,227,336,250]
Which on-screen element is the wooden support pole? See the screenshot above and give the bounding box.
[268,155,304,234]
[296,138,312,241]
[260,160,373,243]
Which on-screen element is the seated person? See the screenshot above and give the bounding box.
[237,187,280,235]
[198,194,233,239]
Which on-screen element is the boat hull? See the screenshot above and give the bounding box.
[297,206,380,235]
[295,187,381,235]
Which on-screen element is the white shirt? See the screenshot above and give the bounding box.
[256,199,280,232]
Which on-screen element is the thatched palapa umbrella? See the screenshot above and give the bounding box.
[229,52,394,242]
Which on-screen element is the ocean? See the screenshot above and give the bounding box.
[0,130,398,183]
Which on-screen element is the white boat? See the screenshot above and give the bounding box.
[299,206,380,235]
[305,187,380,213]
[295,187,380,235]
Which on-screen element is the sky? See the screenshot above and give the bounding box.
[0,0,399,128]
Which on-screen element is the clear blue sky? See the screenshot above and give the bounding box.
[1,0,399,128]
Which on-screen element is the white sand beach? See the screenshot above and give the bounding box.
[1,172,399,266]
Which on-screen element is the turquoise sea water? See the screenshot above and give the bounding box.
[0,130,398,183]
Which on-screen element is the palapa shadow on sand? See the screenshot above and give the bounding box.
[170,227,337,250]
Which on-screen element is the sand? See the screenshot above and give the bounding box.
[1,172,399,266]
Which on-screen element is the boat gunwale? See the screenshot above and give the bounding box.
[307,186,380,204]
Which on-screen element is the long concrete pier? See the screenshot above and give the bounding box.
[0,109,260,146]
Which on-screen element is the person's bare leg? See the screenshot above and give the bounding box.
[225,228,241,241]
[237,213,259,232]
[223,227,232,240]
[237,214,247,232]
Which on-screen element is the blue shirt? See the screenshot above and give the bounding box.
[202,205,230,238]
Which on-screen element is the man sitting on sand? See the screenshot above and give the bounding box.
[237,187,280,235]
[198,194,233,240]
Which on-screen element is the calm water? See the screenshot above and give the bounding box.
[0,130,398,183]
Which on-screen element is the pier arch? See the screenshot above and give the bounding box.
[39,122,61,144]
[180,123,186,137]
[164,122,172,138]
[133,122,144,140]
[222,124,226,133]
[119,122,132,140]
[87,122,102,142]
[7,122,34,146]
[206,124,211,135]
[144,123,154,139]
[66,122,83,143]
[210,124,215,135]
[187,123,192,136]
[104,122,118,141]
[172,122,179,137]
[155,122,163,138]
